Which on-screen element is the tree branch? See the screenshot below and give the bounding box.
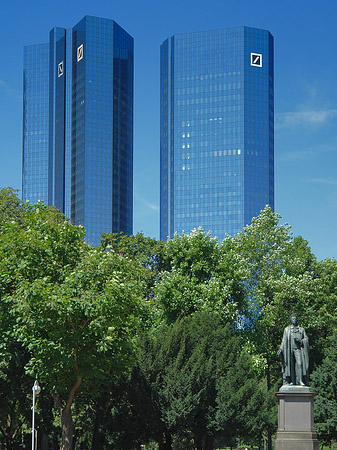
[12,420,25,439]
[65,375,82,414]
[82,318,90,328]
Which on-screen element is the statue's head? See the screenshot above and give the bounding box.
[290,314,298,326]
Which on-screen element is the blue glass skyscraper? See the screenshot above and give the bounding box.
[23,44,49,207]
[23,16,133,246]
[160,27,274,241]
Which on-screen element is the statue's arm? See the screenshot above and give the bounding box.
[301,328,309,347]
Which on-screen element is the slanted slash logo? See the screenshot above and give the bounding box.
[58,61,64,77]
[251,53,262,67]
[77,44,84,62]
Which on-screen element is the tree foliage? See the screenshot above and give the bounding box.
[126,312,275,450]
[0,195,147,450]
[155,228,247,324]
[0,187,23,228]
[1,190,337,450]
[228,207,327,382]
[311,331,337,447]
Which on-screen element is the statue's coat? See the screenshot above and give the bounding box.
[279,325,309,378]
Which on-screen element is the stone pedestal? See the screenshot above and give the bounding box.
[274,386,319,450]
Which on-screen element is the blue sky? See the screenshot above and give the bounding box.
[1,0,337,261]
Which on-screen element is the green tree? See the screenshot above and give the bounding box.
[230,206,325,375]
[314,257,337,359]
[311,331,337,447]
[129,312,266,450]
[0,202,87,292]
[0,201,146,449]
[155,228,247,324]
[100,231,167,276]
[0,187,23,228]
[216,361,277,450]
[0,197,62,449]
[100,231,169,329]
[84,369,154,450]
[229,206,326,449]
[0,345,33,449]
[12,248,145,450]
[0,202,87,449]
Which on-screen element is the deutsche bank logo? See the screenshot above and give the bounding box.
[58,61,64,77]
[77,44,84,62]
[251,53,262,67]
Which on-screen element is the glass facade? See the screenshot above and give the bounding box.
[22,44,49,205]
[160,27,274,241]
[22,16,134,246]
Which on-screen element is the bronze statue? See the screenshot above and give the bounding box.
[277,314,309,386]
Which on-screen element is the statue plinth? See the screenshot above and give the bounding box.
[274,386,319,450]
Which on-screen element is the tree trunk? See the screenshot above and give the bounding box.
[194,432,202,450]
[53,375,82,450]
[60,407,74,450]
[91,396,106,450]
[41,432,49,450]
[267,430,272,450]
[204,435,213,450]
[164,432,172,450]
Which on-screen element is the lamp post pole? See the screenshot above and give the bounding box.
[31,380,41,450]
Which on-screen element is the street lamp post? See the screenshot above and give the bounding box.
[31,380,41,450]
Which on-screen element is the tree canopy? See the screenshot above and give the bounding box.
[1,188,337,450]
[311,331,337,446]
[0,196,147,450]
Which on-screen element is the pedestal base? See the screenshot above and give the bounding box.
[274,386,319,450]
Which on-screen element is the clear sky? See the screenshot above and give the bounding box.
[1,0,336,261]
